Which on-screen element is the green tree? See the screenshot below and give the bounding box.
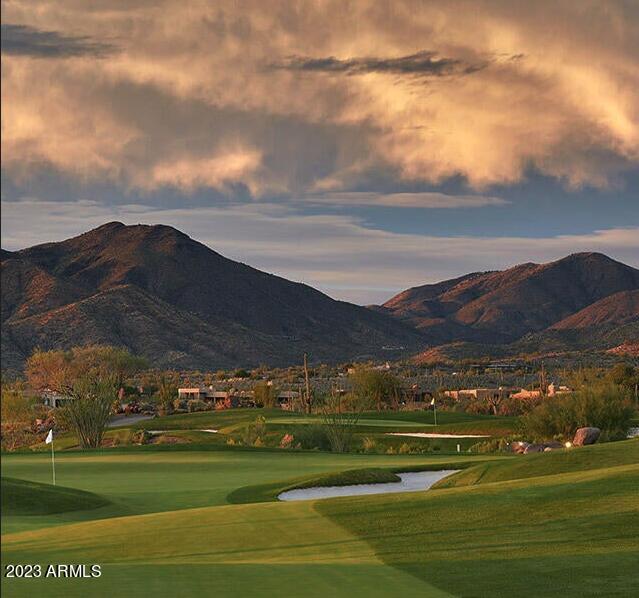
[156,372,178,416]
[351,369,401,411]
[520,383,635,442]
[58,375,119,448]
[25,346,147,449]
[254,382,277,408]
[320,391,364,452]
[1,381,38,451]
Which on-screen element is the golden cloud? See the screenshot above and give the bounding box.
[2,1,638,194]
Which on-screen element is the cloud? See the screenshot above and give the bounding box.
[1,1,638,194]
[1,24,116,58]
[3,198,638,304]
[147,148,263,192]
[303,192,508,208]
[272,50,486,77]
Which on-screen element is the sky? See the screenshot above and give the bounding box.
[1,0,638,304]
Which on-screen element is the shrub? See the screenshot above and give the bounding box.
[294,425,331,451]
[173,398,187,412]
[279,433,294,448]
[132,429,151,445]
[520,383,634,441]
[469,436,521,453]
[362,437,377,453]
[242,415,268,445]
[398,442,412,454]
[187,399,208,413]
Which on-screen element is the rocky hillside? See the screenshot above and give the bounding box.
[378,253,639,346]
[1,222,423,372]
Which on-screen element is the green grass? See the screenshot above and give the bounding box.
[317,440,639,597]
[1,477,110,515]
[434,438,639,488]
[0,447,502,533]
[2,438,636,597]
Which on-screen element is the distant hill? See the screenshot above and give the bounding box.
[378,253,639,352]
[1,222,422,372]
[2,224,638,372]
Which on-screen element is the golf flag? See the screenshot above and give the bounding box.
[46,429,56,485]
[430,398,435,407]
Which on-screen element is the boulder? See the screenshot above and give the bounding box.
[542,441,564,451]
[573,427,601,446]
[524,443,544,454]
[511,441,530,454]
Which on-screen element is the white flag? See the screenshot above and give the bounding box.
[430,398,436,406]
[45,429,53,444]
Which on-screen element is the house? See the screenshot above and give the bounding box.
[42,389,74,408]
[443,387,516,401]
[277,390,300,410]
[510,388,542,400]
[547,383,572,396]
[178,387,207,400]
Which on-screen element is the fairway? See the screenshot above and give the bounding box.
[2,441,638,597]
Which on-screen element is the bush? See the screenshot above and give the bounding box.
[469,436,521,453]
[362,437,377,453]
[173,398,187,412]
[398,442,412,454]
[294,425,332,451]
[242,415,267,445]
[520,383,635,442]
[187,399,209,413]
[132,429,151,445]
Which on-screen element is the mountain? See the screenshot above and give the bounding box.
[378,253,639,348]
[3,225,638,373]
[550,289,639,330]
[1,222,423,372]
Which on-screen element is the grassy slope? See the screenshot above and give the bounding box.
[1,477,110,515]
[434,438,639,488]
[317,440,639,597]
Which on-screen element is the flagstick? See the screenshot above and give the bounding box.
[51,437,56,486]
[433,403,437,427]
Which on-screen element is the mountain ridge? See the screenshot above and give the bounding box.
[2,224,638,372]
[1,222,423,372]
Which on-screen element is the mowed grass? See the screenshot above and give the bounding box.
[2,440,637,597]
[1,478,110,515]
[121,407,516,435]
[1,447,502,533]
[1,447,491,597]
[317,439,639,597]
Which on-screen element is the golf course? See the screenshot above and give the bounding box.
[2,406,638,597]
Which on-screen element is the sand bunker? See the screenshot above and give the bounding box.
[387,432,489,439]
[278,470,458,501]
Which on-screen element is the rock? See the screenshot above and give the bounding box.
[511,441,530,454]
[573,427,601,446]
[524,443,544,454]
[542,441,564,451]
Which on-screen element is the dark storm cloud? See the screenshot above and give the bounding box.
[1,24,116,58]
[272,50,486,77]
